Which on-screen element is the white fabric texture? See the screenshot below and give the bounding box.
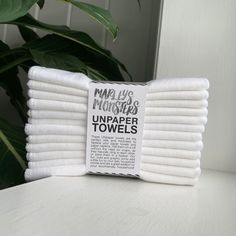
[27,151,86,161]
[25,165,86,181]
[25,66,209,186]
[141,155,200,168]
[28,159,85,169]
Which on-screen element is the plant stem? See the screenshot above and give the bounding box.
[0,130,27,170]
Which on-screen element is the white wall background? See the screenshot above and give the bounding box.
[0,0,162,124]
[157,0,236,172]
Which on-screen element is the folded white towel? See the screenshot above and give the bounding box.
[142,140,203,151]
[143,123,205,133]
[27,151,85,161]
[28,99,87,113]
[28,90,88,104]
[28,110,87,120]
[140,170,198,185]
[25,124,86,135]
[26,143,86,152]
[28,159,85,169]
[146,90,209,100]
[145,100,208,108]
[147,78,209,92]
[141,155,200,168]
[143,130,201,141]
[142,147,201,159]
[27,135,86,144]
[28,118,86,126]
[28,80,88,97]
[145,107,208,117]
[140,163,201,178]
[29,66,91,90]
[144,116,207,125]
[25,165,86,181]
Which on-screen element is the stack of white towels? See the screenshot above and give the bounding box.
[25,66,209,185]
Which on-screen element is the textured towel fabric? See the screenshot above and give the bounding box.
[141,140,203,151]
[146,90,209,100]
[28,99,87,113]
[145,107,208,117]
[25,124,86,135]
[28,80,88,97]
[140,163,201,178]
[142,116,207,125]
[145,100,208,108]
[28,89,88,104]
[29,66,91,90]
[27,151,86,161]
[143,123,205,133]
[141,156,200,168]
[27,135,86,144]
[147,78,209,92]
[28,110,87,120]
[25,165,86,181]
[25,66,209,185]
[28,118,87,126]
[28,159,85,169]
[142,148,201,159]
[143,130,202,141]
[26,143,86,153]
[139,170,198,186]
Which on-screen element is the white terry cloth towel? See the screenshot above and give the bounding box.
[147,78,209,92]
[28,80,88,97]
[146,90,209,100]
[28,89,88,104]
[139,170,198,186]
[141,155,200,168]
[140,163,201,178]
[25,124,86,136]
[145,99,208,108]
[141,140,203,151]
[28,118,86,126]
[27,99,87,113]
[28,159,85,169]
[28,110,87,120]
[145,107,208,117]
[27,151,86,161]
[27,135,86,144]
[143,123,205,133]
[142,148,201,159]
[144,116,207,125]
[28,66,91,90]
[25,165,86,181]
[26,143,86,153]
[142,130,202,142]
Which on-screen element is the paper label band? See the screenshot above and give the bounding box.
[86,81,148,177]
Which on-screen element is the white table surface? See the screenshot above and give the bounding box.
[0,170,236,236]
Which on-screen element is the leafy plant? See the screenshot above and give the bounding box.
[0,0,132,189]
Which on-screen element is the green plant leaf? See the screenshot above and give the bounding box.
[0,0,39,22]
[23,34,125,81]
[0,41,28,123]
[37,0,45,9]
[18,25,39,42]
[64,0,119,39]
[0,118,27,189]
[10,14,131,79]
